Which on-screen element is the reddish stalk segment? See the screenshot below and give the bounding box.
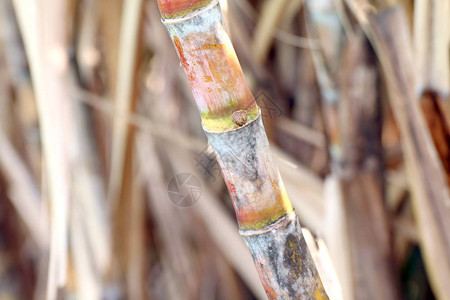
[158,0,213,19]
[164,1,257,131]
[158,1,328,298]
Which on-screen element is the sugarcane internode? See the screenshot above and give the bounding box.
[161,0,258,131]
[157,0,214,19]
[158,0,329,298]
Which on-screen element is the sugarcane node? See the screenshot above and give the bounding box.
[232,110,248,126]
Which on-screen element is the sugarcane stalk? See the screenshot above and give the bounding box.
[156,0,328,298]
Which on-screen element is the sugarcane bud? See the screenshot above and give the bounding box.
[232,110,248,126]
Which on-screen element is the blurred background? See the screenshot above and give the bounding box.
[0,0,449,299]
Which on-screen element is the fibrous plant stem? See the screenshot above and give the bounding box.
[344,2,450,298]
[305,2,401,299]
[157,0,328,298]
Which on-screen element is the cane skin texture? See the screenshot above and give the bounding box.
[158,0,214,19]
[163,1,258,131]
